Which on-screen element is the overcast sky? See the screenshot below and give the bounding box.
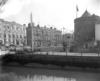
[0,0,100,32]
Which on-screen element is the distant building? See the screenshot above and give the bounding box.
[27,13,62,49]
[0,19,27,46]
[27,23,62,48]
[74,10,100,50]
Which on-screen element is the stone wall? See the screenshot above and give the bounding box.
[74,16,98,50]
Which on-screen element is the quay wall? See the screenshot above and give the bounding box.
[2,54,100,68]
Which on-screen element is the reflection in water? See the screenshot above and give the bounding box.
[0,66,100,81]
[31,75,76,81]
[0,72,76,81]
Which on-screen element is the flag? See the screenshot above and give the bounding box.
[76,5,79,18]
[76,5,79,12]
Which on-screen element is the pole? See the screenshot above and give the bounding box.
[63,28,64,51]
[76,5,79,18]
[31,24,33,51]
[76,9,77,18]
[30,12,33,52]
[66,48,67,55]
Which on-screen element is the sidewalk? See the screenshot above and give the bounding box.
[35,52,100,57]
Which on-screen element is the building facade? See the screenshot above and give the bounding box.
[74,10,100,50]
[27,23,62,49]
[0,19,27,47]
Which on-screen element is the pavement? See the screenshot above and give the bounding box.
[35,52,100,57]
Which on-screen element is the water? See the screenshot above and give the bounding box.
[0,66,100,81]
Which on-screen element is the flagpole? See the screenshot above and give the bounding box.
[76,9,77,18]
[76,5,79,18]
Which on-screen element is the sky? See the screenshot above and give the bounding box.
[0,0,100,32]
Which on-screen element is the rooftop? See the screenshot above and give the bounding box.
[81,10,91,17]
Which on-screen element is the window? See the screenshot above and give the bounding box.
[16,27,18,31]
[13,40,15,44]
[9,39,11,43]
[0,40,2,45]
[20,35,22,39]
[4,39,6,44]
[8,26,10,29]
[4,34,6,38]
[0,28,1,31]
[16,39,19,45]
[0,33,2,38]
[9,35,11,38]
[13,34,15,38]
[0,22,2,26]
[16,35,18,38]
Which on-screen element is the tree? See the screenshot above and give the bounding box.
[62,41,68,51]
[0,0,8,7]
[0,0,8,12]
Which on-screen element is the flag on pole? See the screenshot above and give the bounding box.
[76,5,79,18]
[76,5,79,12]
